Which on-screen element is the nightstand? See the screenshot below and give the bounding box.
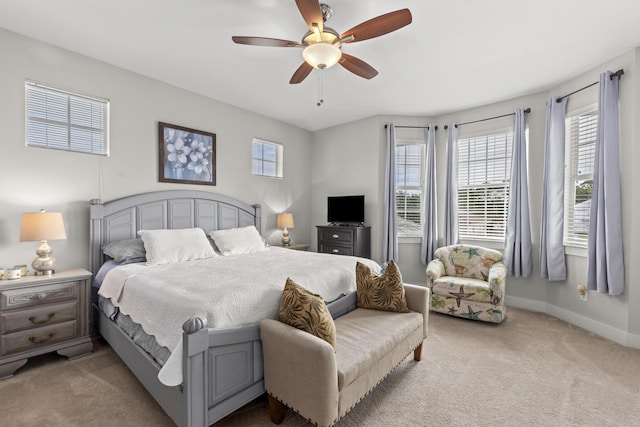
[281,243,309,251]
[0,268,93,379]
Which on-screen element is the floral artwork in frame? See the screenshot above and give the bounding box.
[158,122,216,185]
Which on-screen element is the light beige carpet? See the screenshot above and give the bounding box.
[1,307,639,427]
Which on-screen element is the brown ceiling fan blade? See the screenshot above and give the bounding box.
[290,62,314,84]
[295,0,323,33]
[339,53,378,79]
[340,9,412,43]
[232,36,301,48]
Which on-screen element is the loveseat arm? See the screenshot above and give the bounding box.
[403,283,430,339]
[260,318,339,426]
[488,261,508,303]
[425,259,445,288]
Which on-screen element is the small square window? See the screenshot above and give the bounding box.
[252,138,283,178]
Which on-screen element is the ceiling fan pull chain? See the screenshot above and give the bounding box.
[317,69,325,107]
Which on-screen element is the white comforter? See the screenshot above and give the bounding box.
[98,246,380,385]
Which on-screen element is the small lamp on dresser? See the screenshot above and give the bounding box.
[277,212,294,246]
[19,209,67,276]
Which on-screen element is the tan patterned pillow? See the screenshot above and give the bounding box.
[279,278,336,348]
[356,261,410,313]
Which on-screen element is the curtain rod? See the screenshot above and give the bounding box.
[384,125,437,130]
[556,69,624,103]
[444,108,531,129]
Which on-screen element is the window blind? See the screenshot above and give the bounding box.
[564,109,597,247]
[395,142,424,236]
[25,80,109,155]
[457,132,512,240]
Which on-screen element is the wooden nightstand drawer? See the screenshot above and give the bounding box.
[1,320,78,356]
[319,244,354,256]
[0,281,78,310]
[1,301,78,334]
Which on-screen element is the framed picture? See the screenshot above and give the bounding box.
[158,122,216,186]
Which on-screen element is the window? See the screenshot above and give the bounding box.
[395,140,425,236]
[457,131,513,241]
[564,107,597,247]
[25,80,109,155]
[252,138,283,178]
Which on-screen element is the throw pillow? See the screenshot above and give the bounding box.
[356,260,410,313]
[279,277,336,348]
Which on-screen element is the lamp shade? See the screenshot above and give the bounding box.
[302,43,341,69]
[19,210,67,242]
[277,213,294,229]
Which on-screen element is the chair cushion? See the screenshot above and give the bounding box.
[334,308,423,390]
[432,276,498,304]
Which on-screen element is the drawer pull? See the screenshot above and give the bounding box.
[28,331,56,344]
[332,249,340,254]
[332,234,339,239]
[29,313,55,324]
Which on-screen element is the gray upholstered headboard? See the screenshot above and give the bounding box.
[89,190,262,275]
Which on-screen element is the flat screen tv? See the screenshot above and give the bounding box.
[327,195,365,225]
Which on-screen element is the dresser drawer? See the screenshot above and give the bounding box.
[319,244,354,256]
[1,301,78,334]
[319,228,354,243]
[1,320,78,356]
[0,281,78,310]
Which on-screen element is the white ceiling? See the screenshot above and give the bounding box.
[2,0,640,131]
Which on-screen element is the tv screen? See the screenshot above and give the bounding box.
[327,195,365,224]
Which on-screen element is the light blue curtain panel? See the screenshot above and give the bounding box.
[420,125,437,264]
[587,71,624,295]
[444,124,459,246]
[383,123,398,262]
[540,97,568,281]
[504,108,532,277]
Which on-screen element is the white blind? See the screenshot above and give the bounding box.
[564,108,597,247]
[395,142,424,236]
[25,81,109,155]
[457,131,512,240]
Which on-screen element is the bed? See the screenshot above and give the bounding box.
[89,190,377,427]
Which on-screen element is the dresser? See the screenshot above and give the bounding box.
[317,225,371,258]
[0,269,93,379]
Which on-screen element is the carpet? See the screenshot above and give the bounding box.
[1,307,639,427]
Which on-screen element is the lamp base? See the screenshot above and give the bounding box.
[32,240,56,276]
[281,228,291,247]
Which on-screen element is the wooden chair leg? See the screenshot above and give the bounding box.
[268,394,286,424]
[413,343,423,361]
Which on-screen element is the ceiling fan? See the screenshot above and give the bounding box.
[232,1,412,84]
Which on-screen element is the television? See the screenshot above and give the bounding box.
[327,195,365,225]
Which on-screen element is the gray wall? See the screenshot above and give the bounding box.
[311,48,640,348]
[0,28,313,271]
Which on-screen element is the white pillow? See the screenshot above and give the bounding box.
[137,228,216,265]
[208,225,266,255]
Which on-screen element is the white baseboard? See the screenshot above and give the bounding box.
[506,296,640,350]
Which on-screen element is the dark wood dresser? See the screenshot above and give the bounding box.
[316,225,371,258]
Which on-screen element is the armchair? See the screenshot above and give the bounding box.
[426,244,507,323]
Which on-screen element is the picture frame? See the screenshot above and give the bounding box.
[158,122,216,186]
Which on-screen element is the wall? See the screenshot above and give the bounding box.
[0,29,313,272]
[311,48,640,348]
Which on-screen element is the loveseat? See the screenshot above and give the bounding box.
[260,283,429,427]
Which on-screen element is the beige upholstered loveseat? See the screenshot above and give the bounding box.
[426,244,507,323]
[260,283,429,427]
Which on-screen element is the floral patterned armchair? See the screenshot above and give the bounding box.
[426,244,507,323]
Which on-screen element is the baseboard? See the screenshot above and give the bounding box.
[506,296,640,350]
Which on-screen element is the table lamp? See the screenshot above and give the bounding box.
[19,209,67,275]
[277,212,294,246]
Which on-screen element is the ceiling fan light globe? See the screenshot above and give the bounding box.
[303,43,341,69]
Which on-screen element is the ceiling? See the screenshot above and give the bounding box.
[2,0,640,131]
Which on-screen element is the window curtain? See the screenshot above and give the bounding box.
[444,124,458,246]
[540,97,568,281]
[504,108,532,277]
[383,123,398,262]
[420,125,437,263]
[587,71,624,295]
